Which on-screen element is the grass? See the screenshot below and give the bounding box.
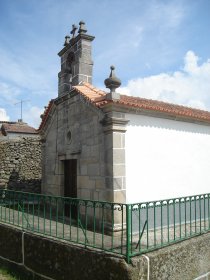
[0,267,21,280]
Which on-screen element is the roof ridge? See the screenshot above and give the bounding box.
[113,95,210,122]
[0,121,19,124]
[120,94,210,114]
[38,99,54,131]
[39,84,210,131]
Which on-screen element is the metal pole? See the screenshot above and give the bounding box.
[126,204,131,263]
[21,100,23,120]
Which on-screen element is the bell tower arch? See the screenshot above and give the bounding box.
[57,21,95,97]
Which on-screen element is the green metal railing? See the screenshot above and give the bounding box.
[0,189,210,263]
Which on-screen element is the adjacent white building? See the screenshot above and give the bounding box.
[125,113,210,203]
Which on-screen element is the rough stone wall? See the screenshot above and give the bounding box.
[0,223,136,280]
[135,233,210,280]
[0,137,41,193]
[41,93,128,209]
[41,94,108,201]
[58,35,94,97]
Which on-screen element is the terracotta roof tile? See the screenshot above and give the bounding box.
[39,82,210,130]
[115,95,210,121]
[1,122,37,134]
[74,82,210,123]
[38,100,54,131]
[74,82,106,102]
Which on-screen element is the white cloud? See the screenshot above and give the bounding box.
[183,51,199,74]
[0,108,10,121]
[119,51,210,110]
[23,106,43,129]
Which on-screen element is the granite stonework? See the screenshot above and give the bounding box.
[0,223,210,280]
[0,137,42,192]
[0,223,22,263]
[40,22,128,216]
[41,94,127,207]
[136,232,210,280]
[58,26,94,97]
[0,223,136,280]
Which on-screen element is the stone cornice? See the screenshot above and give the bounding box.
[54,90,78,105]
[58,34,95,57]
[101,115,129,133]
[101,103,210,127]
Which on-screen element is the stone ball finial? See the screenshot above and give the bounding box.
[64,35,70,46]
[104,65,121,93]
[78,21,87,34]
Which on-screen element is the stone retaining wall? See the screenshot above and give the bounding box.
[135,233,210,280]
[0,137,41,193]
[0,222,210,279]
[0,223,136,280]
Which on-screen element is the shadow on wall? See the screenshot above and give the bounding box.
[7,170,41,193]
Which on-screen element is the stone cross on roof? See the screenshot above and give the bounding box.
[78,21,87,34]
[70,24,78,38]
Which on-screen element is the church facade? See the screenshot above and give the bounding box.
[39,22,210,205]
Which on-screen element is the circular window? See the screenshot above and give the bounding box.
[67,130,72,143]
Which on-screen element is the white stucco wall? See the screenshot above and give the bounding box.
[125,113,210,203]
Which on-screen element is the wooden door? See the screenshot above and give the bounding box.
[64,159,77,218]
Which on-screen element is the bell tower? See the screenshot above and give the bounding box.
[57,21,95,97]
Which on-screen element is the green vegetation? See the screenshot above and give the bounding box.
[0,267,21,280]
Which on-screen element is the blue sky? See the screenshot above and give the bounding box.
[0,0,210,128]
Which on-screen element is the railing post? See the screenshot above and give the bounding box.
[126,204,131,263]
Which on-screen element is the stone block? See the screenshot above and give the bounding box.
[105,177,123,190]
[0,224,22,262]
[113,177,124,190]
[90,145,99,158]
[104,133,113,151]
[82,145,91,158]
[93,191,99,201]
[113,148,125,164]
[99,190,113,202]
[87,163,100,176]
[114,190,126,203]
[113,164,125,177]
[80,188,91,200]
[95,178,105,189]
[99,163,105,176]
[105,149,113,166]
[113,133,125,148]
[105,177,113,189]
[80,164,88,175]
[78,176,95,189]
